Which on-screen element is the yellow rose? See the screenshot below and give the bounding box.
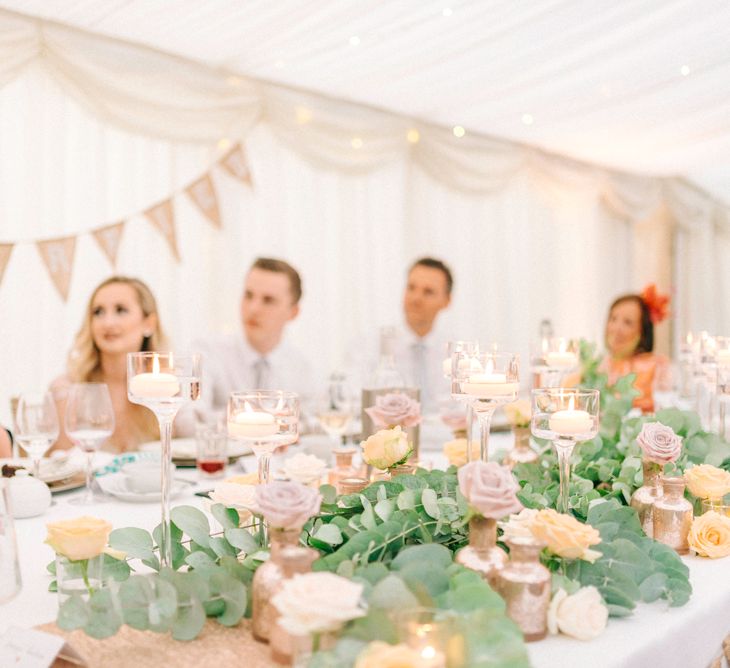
[688,511,730,558]
[355,641,425,668]
[530,509,601,562]
[504,399,531,428]
[684,465,730,500]
[46,516,112,561]
[361,426,411,470]
[443,438,480,467]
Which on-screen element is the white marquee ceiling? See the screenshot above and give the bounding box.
[2,0,730,202]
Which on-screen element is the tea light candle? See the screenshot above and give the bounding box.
[418,645,446,668]
[227,411,277,438]
[462,373,518,398]
[549,409,592,435]
[545,351,578,368]
[129,372,180,398]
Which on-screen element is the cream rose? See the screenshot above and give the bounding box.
[548,586,608,640]
[281,453,327,485]
[684,464,730,500]
[253,481,322,530]
[529,509,601,562]
[504,399,531,428]
[458,461,523,520]
[209,482,257,512]
[443,438,480,467]
[636,421,682,464]
[500,507,539,541]
[271,572,366,635]
[688,511,730,558]
[361,426,411,470]
[45,516,112,561]
[365,393,421,429]
[355,641,424,668]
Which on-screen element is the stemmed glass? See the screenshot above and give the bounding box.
[14,391,59,478]
[65,383,115,506]
[451,351,519,463]
[127,352,201,567]
[444,341,479,463]
[315,373,354,447]
[531,389,599,514]
[227,391,299,484]
[532,337,579,389]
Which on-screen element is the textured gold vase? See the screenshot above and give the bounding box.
[652,476,693,555]
[495,538,550,642]
[269,546,318,665]
[252,527,301,642]
[505,427,538,467]
[455,516,507,586]
[630,460,662,537]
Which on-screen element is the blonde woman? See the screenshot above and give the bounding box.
[51,276,168,453]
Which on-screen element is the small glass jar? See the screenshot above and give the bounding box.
[630,460,662,537]
[388,462,416,477]
[252,527,301,642]
[652,476,693,554]
[455,516,507,587]
[505,427,538,467]
[328,447,359,493]
[56,554,104,605]
[338,477,369,495]
[495,538,550,642]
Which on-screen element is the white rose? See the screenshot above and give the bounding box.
[500,508,539,541]
[271,572,366,635]
[548,587,608,640]
[361,426,411,470]
[281,453,327,485]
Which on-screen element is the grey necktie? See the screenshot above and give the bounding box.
[253,357,269,389]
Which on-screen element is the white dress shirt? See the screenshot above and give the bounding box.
[193,333,313,421]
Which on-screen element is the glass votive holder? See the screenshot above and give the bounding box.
[700,497,730,517]
[397,607,452,668]
[196,425,228,479]
[56,554,104,605]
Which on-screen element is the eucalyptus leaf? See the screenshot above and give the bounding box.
[109,527,156,562]
[313,523,344,547]
[367,574,419,610]
[421,488,440,519]
[224,528,259,554]
[170,506,212,548]
[57,593,90,631]
[83,589,122,639]
[210,503,239,530]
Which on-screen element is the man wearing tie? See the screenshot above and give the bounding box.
[397,257,453,414]
[194,257,311,421]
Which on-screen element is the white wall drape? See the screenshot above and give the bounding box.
[1,10,729,424]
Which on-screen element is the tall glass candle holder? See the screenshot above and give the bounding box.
[532,337,579,389]
[227,391,299,484]
[444,341,479,464]
[531,388,599,514]
[127,352,201,567]
[452,350,519,462]
[715,337,730,439]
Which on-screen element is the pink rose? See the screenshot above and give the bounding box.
[365,393,422,428]
[253,481,322,530]
[458,461,523,520]
[636,422,682,464]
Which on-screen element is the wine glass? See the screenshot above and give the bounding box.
[445,341,479,464]
[451,350,519,463]
[127,352,201,567]
[316,373,354,447]
[14,391,59,478]
[227,390,299,484]
[65,383,115,506]
[531,388,599,514]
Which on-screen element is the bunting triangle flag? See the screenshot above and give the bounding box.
[92,221,126,266]
[144,200,180,262]
[219,144,252,185]
[0,243,13,289]
[185,173,221,228]
[37,236,76,301]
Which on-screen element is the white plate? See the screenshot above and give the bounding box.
[96,472,192,503]
[0,457,83,484]
[139,437,251,460]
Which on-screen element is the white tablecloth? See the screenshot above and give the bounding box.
[3,427,729,668]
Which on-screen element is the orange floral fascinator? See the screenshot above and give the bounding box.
[640,283,670,324]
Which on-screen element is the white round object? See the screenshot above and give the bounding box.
[9,470,52,518]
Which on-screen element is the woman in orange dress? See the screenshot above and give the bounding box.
[599,286,671,414]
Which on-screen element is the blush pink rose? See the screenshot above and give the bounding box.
[458,461,523,520]
[253,481,322,530]
[366,393,422,428]
[636,422,682,464]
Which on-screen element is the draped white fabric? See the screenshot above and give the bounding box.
[0,9,729,423]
